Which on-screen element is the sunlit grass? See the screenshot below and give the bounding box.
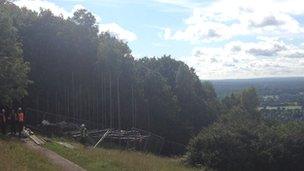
[45,140,202,171]
[0,136,58,171]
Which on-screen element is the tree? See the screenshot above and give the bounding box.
[138,56,219,144]
[241,87,259,113]
[187,118,304,171]
[221,87,260,120]
[97,32,133,129]
[0,2,30,107]
[71,9,98,33]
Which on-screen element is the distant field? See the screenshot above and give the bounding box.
[45,141,201,171]
[208,77,304,98]
[0,136,58,171]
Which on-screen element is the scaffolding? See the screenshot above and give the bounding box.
[68,127,165,154]
[26,108,166,154]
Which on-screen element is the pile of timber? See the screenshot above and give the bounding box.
[24,128,46,145]
[68,128,150,141]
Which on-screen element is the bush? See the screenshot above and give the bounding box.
[186,120,304,171]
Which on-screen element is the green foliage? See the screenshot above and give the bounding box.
[71,9,98,33]
[134,63,180,141]
[138,57,220,144]
[240,87,259,113]
[0,2,30,106]
[187,88,304,170]
[221,87,260,120]
[187,120,304,171]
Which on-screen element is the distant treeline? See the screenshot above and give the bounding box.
[0,1,220,149]
[210,77,304,98]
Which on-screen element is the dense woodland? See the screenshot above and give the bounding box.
[2,1,304,170]
[0,1,219,147]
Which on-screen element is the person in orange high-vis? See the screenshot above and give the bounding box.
[17,108,25,138]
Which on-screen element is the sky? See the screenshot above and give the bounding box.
[13,0,304,80]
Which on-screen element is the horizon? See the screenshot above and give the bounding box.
[206,76,304,81]
[13,0,304,79]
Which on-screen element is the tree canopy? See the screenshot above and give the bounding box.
[187,88,304,171]
[0,1,30,107]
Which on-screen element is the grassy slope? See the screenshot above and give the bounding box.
[45,141,200,171]
[0,136,58,171]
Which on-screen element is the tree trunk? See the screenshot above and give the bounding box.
[109,72,112,128]
[117,76,121,129]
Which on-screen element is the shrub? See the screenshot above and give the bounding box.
[186,120,304,171]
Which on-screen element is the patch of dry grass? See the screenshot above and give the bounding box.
[0,136,58,171]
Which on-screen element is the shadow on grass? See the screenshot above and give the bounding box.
[0,134,10,141]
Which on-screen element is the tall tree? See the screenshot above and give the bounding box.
[0,1,30,107]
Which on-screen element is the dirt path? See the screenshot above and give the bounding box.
[24,139,86,171]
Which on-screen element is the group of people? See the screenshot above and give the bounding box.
[0,107,25,137]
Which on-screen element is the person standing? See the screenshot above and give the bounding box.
[9,109,16,136]
[80,124,88,144]
[17,108,25,138]
[0,109,6,135]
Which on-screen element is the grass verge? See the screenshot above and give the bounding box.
[0,136,59,171]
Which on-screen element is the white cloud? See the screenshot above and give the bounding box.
[99,23,138,42]
[164,21,233,42]
[159,0,304,79]
[14,0,71,17]
[154,0,200,9]
[162,0,304,42]
[186,39,304,79]
[14,0,137,42]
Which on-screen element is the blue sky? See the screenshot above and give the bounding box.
[14,0,304,80]
[50,0,195,58]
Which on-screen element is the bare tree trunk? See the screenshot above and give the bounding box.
[96,73,99,128]
[131,85,134,127]
[101,71,104,128]
[109,72,112,128]
[67,87,70,117]
[72,72,75,119]
[117,76,121,129]
[134,97,137,128]
[36,94,39,110]
[103,72,106,128]
[46,91,50,112]
[147,101,150,131]
[78,85,81,120]
[55,91,58,114]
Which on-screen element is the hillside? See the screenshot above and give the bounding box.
[0,135,200,171]
[45,140,200,171]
